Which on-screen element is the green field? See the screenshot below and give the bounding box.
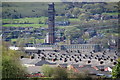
[3,24,47,28]
[102,12,119,15]
[3,17,48,24]
[68,18,80,22]
[2,17,48,28]
[11,38,45,44]
[56,26,73,29]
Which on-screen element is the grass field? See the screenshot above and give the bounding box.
[3,24,47,28]
[68,18,80,22]
[11,38,45,44]
[3,17,48,24]
[56,26,73,29]
[2,17,48,28]
[102,12,119,15]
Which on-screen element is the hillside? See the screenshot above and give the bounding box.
[2,2,118,19]
[2,2,119,49]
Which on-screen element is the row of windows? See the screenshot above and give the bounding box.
[32,45,59,48]
[66,49,95,52]
[63,45,95,49]
[27,44,99,50]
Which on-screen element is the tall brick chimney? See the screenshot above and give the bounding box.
[48,3,55,44]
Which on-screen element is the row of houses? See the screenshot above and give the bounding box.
[20,58,113,78]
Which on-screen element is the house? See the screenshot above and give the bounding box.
[46,21,70,26]
[55,21,70,26]
[104,67,112,72]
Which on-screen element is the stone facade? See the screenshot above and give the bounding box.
[26,44,101,52]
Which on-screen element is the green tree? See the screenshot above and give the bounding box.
[65,26,81,40]
[53,67,68,80]
[82,32,90,41]
[112,58,120,78]
[41,64,54,77]
[2,42,28,78]
[71,7,80,18]
[90,8,104,14]
[78,13,91,21]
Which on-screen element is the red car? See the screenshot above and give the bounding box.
[25,72,44,77]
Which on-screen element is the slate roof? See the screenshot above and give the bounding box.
[59,64,68,68]
[76,65,110,75]
[35,60,56,66]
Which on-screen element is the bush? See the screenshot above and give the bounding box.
[68,70,92,80]
[41,65,93,80]
[2,42,28,78]
[53,67,68,80]
[112,58,120,78]
[41,65,54,77]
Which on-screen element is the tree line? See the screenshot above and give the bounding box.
[2,2,118,19]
